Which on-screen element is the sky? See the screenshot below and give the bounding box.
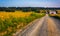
[0,0,60,7]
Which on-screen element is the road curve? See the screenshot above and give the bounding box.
[17,14,60,36]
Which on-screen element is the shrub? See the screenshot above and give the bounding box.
[5,9,15,12]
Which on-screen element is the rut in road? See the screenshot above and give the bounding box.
[17,14,60,36]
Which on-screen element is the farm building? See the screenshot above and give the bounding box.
[49,10,57,14]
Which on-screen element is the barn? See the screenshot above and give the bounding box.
[49,10,57,14]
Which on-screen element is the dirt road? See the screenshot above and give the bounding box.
[16,14,60,36]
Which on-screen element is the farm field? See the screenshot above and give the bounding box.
[0,11,45,36]
[0,11,32,19]
[56,10,60,17]
[56,14,60,17]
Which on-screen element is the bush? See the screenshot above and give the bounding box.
[5,9,15,12]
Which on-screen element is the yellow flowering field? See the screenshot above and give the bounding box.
[0,11,32,19]
[0,11,45,36]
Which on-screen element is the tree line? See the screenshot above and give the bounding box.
[0,7,60,13]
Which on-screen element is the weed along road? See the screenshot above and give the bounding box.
[16,14,60,36]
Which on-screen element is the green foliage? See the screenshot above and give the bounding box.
[25,17,33,23]
[18,17,26,23]
[3,18,13,27]
[30,13,45,18]
[40,10,46,13]
[0,18,7,32]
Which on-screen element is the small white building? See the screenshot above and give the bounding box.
[49,10,56,14]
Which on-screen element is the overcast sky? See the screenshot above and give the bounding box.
[0,0,60,7]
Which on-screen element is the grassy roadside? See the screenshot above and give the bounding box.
[0,12,45,36]
[53,15,60,19]
[49,14,60,19]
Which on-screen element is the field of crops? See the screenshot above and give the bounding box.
[0,11,45,36]
[57,10,60,13]
[56,10,60,17]
[0,11,32,19]
[53,14,60,19]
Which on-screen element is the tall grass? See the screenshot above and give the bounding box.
[0,12,45,36]
[49,14,60,19]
